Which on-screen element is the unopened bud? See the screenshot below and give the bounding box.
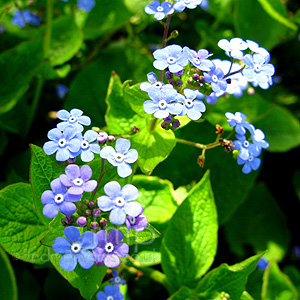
[83,199,89,204]
[174,69,184,77]
[197,155,205,168]
[76,216,87,227]
[170,30,179,39]
[88,201,95,208]
[165,71,173,79]
[92,208,101,217]
[81,204,87,209]
[100,218,107,226]
[85,210,91,216]
[90,221,99,230]
[132,126,140,133]
[108,135,115,142]
[215,124,224,134]
[65,216,74,224]
[192,73,199,81]
[164,115,173,124]
[97,132,108,144]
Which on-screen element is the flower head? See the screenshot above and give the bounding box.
[185,47,213,71]
[97,181,142,225]
[140,72,173,93]
[100,138,138,178]
[237,147,261,174]
[53,226,97,271]
[225,112,250,135]
[204,63,227,93]
[41,178,82,218]
[125,207,148,232]
[93,230,129,268]
[173,0,203,12]
[217,37,248,59]
[77,0,96,12]
[12,10,41,28]
[145,1,174,20]
[56,84,69,99]
[97,284,124,300]
[109,270,126,285]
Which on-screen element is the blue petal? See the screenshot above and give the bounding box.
[43,203,59,218]
[77,250,95,269]
[121,184,139,202]
[56,148,70,161]
[124,149,138,164]
[53,237,71,253]
[144,100,158,115]
[124,201,143,217]
[81,149,94,162]
[97,196,115,212]
[56,109,70,121]
[84,130,98,142]
[80,231,98,249]
[59,252,77,271]
[109,208,126,225]
[78,115,91,126]
[104,181,121,198]
[100,146,116,159]
[115,138,131,154]
[64,226,81,243]
[60,201,77,216]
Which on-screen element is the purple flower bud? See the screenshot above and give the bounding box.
[173,120,180,128]
[76,216,87,227]
[88,201,95,208]
[196,82,201,87]
[170,80,175,85]
[95,261,103,267]
[66,157,76,164]
[174,69,184,76]
[188,78,193,84]
[97,132,108,144]
[161,123,168,130]
[92,208,101,218]
[83,199,89,204]
[247,87,255,95]
[164,116,173,124]
[196,68,201,73]
[61,218,66,226]
[190,68,195,73]
[200,76,205,83]
[81,204,87,210]
[90,221,99,230]
[193,73,199,80]
[165,71,173,79]
[176,80,183,87]
[65,216,74,224]
[100,218,107,226]
[108,135,115,142]
[85,210,91,216]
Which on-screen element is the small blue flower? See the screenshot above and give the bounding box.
[185,47,213,71]
[12,10,41,28]
[143,87,182,118]
[200,0,209,10]
[242,53,275,86]
[77,0,96,12]
[97,181,142,225]
[97,284,124,300]
[56,84,69,99]
[41,178,82,218]
[233,138,261,161]
[53,226,97,271]
[177,89,206,120]
[125,208,148,232]
[140,72,173,93]
[204,63,227,93]
[153,44,189,73]
[100,138,138,178]
[57,108,91,132]
[246,40,270,62]
[145,1,174,21]
[43,126,81,161]
[237,147,261,174]
[257,257,269,270]
[225,112,250,135]
[173,0,203,12]
[250,125,269,150]
[109,270,126,285]
[218,37,248,59]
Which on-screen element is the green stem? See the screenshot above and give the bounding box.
[150,118,158,131]
[43,0,54,60]
[176,138,221,150]
[160,14,172,81]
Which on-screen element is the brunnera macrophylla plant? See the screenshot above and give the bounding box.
[2,0,295,300]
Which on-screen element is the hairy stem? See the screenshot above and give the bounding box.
[176,138,221,150]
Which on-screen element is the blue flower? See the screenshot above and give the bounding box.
[93,230,129,268]
[97,284,124,300]
[57,108,91,133]
[200,0,209,10]
[12,10,41,27]
[257,257,269,270]
[59,164,97,195]
[140,72,173,93]
[145,1,174,20]
[56,84,69,99]
[242,53,275,86]
[143,87,182,118]
[246,40,270,62]
[53,226,97,271]
[97,181,142,225]
[250,125,269,150]
[153,44,189,73]
[204,63,227,93]
[217,37,248,59]
[233,139,261,161]
[77,0,96,12]
[41,178,82,218]
[100,138,138,178]
[43,126,81,161]
[185,47,213,71]
[173,0,203,12]
[109,270,126,285]
[125,207,148,232]
[225,112,250,135]
[237,147,261,174]
[177,89,206,120]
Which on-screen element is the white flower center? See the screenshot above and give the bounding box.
[81,140,89,149]
[73,178,83,186]
[248,156,254,162]
[193,58,200,65]
[158,100,167,109]
[71,242,81,254]
[211,75,218,82]
[68,116,77,123]
[107,296,114,300]
[115,277,121,283]
[157,6,164,12]
[114,153,124,162]
[254,64,261,73]
[115,197,125,207]
[184,0,191,3]
[105,242,114,253]
[243,141,250,147]
[154,82,163,89]
[130,217,136,224]
[167,56,176,64]
[185,99,194,108]
[58,138,67,147]
[54,194,64,204]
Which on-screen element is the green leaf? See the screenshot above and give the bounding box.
[50,249,107,300]
[240,291,255,300]
[83,0,132,40]
[0,246,18,300]
[161,171,218,290]
[224,183,290,261]
[234,0,287,49]
[256,0,297,31]
[262,262,299,300]
[49,15,83,66]
[284,266,300,295]
[0,183,49,264]
[30,144,65,226]
[0,38,44,114]
[105,72,146,134]
[131,125,176,175]
[206,93,300,152]
[196,253,264,300]
[167,286,194,300]
[0,129,7,156]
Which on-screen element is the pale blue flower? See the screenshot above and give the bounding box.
[173,0,203,12]
[218,37,248,59]
[145,1,174,20]
[57,108,91,132]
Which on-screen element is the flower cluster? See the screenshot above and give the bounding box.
[60,0,96,12]
[226,112,269,174]
[12,10,41,28]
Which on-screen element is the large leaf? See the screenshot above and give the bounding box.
[0,183,49,264]
[196,253,263,300]
[0,246,18,300]
[0,38,43,114]
[50,249,107,300]
[224,183,290,261]
[161,171,218,290]
[262,262,299,300]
